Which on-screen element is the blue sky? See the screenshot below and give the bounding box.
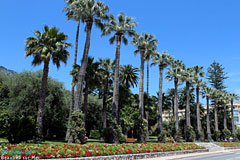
[1,0,240,103]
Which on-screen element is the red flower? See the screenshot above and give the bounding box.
[85,151,92,156]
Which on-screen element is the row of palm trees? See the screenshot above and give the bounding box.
[25,0,239,143]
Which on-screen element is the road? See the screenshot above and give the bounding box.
[141,149,240,160]
[171,150,240,160]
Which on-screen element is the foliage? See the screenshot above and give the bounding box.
[158,130,168,142]
[89,130,101,139]
[0,143,205,159]
[185,126,196,142]
[0,71,70,141]
[100,116,124,143]
[236,128,240,140]
[68,111,87,144]
[213,130,221,141]
[222,129,231,141]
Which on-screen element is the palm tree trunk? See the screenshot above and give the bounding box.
[83,82,89,128]
[75,20,93,111]
[66,19,80,142]
[214,98,219,131]
[224,104,227,129]
[146,59,150,139]
[36,58,50,139]
[186,81,191,127]
[138,48,145,143]
[206,96,212,142]
[112,35,121,123]
[158,65,164,141]
[231,99,236,139]
[112,34,122,144]
[174,77,179,140]
[102,76,108,128]
[196,86,203,141]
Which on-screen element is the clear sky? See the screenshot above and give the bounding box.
[1,0,240,103]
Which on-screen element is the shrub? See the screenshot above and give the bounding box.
[213,130,221,141]
[135,117,148,142]
[158,130,168,142]
[89,130,101,139]
[101,117,123,143]
[186,126,196,142]
[236,128,240,140]
[222,129,231,141]
[68,111,87,144]
[176,129,184,142]
[7,116,35,144]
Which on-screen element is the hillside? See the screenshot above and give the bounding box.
[0,66,17,76]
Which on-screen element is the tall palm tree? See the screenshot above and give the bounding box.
[101,13,137,126]
[192,66,205,141]
[99,58,114,128]
[212,89,220,132]
[120,64,139,89]
[219,91,230,130]
[201,86,213,142]
[83,57,100,125]
[151,51,173,141]
[74,0,109,112]
[181,67,194,133]
[166,60,185,140]
[132,33,157,143]
[63,0,82,141]
[229,93,239,139]
[25,25,71,138]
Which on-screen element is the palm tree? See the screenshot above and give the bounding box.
[151,51,173,141]
[212,89,220,132]
[120,64,139,88]
[229,93,239,139]
[132,33,157,143]
[166,60,185,140]
[99,58,114,128]
[83,57,100,125]
[219,91,230,130]
[192,66,205,141]
[63,0,82,141]
[25,25,71,138]
[201,86,213,142]
[101,13,137,126]
[74,0,109,112]
[181,67,194,131]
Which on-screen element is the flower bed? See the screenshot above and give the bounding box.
[216,142,240,147]
[0,143,205,159]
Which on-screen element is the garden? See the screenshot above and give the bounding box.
[0,143,205,159]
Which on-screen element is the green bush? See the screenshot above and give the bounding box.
[135,117,148,142]
[186,126,196,142]
[235,128,240,141]
[68,111,87,144]
[158,130,168,142]
[7,116,35,144]
[101,117,123,143]
[222,129,231,141]
[89,130,101,139]
[213,130,221,141]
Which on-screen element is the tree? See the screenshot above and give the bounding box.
[151,51,173,141]
[166,60,185,140]
[25,25,71,139]
[207,61,228,133]
[63,0,83,141]
[99,58,114,128]
[201,86,213,142]
[132,33,157,143]
[181,67,194,129]
[229,93,239,139]
[74,0,109,112]
[192,66,205,141]
[120,64,139,89]
[211,89,221,132]
[101,13,137,130]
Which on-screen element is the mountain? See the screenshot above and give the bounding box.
[0,66,17,76]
